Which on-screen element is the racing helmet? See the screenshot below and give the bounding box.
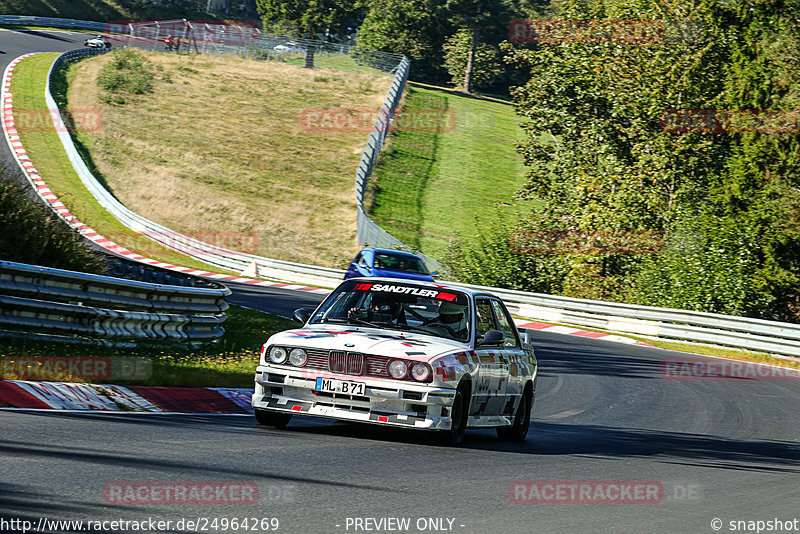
[370,292,402,317]
[438,301,466,325]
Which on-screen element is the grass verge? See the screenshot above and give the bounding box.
[10,53,242,275]
[0,305,296,387]
[366,82,534,260]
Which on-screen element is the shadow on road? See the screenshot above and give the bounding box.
[9,29,77,43]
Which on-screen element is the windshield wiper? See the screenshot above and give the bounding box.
[348,317,385,329]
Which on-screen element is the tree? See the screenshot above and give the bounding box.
[442,28,503,91]
[444,0,513,92]
[256,0,367,39]
[463,0,800,319]
[358,0,453,82]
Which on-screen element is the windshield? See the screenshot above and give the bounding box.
[373,253,430,275]
[310,280,470,343]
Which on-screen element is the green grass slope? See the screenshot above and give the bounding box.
[366,83,533,260]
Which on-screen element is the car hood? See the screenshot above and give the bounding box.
[268,326,466,362]
[370,268,433,281]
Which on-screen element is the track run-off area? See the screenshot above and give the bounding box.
[0,28,799,534]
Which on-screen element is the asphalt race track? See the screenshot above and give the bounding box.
[1,29,799,534]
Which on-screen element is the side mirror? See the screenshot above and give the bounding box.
[478,329,504,346]
[431,271,439,277]
[292,308,313,324]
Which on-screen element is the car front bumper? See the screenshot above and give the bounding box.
[252,365,456,431]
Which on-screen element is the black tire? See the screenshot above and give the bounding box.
[497,384,533,441]
[254,408,292,428]
[440,387,468,446]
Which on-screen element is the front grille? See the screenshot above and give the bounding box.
[306,348,329,371]
[330,351,364,375]
[295,348,391,378]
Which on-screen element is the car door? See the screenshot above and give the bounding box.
[489,298,526,417]
[471,297,510,418]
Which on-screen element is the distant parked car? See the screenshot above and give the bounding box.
[84,35,111,49]
[344,248,436,282]
[273,41,303,53]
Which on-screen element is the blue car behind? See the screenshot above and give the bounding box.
[344,248,436,282]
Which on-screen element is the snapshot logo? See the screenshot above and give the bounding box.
[300,108,456,133]
[508,230,664,255]
[661,358,800,381]
[9,108,102,133]
[0,356,151,381]
[104,482,259,506]
[509,19,706,45]
[661,109,800,134]
[105,231,259,256]
[510,480,663,504]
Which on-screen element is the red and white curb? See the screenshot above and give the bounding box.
[0,379,254,414]
[515,320,656,348]
[1,53,330,296]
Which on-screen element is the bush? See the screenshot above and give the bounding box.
[97,48,154,98]
[0,176,107,274]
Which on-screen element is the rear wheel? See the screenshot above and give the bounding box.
[497,385,533,441]
[440,386,469,446]
[254,408,292,428]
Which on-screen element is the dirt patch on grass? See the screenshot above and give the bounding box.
[68,52,393,268]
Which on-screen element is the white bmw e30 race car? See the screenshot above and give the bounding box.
[252,278,537,445]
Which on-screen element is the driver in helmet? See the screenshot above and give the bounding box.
[428,301,468,339]
[348,292,406,326]
[369,292,406,325]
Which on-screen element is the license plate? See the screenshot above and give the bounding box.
[315,377,366,396]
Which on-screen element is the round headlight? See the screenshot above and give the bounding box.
[411,362,431,381]
[269,346,288,364]
[288,348,308,367]
[387,360,408,379]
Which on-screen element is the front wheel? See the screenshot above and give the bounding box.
[254,408,292,428]
[439,388,468,446]
[497,385,533,441]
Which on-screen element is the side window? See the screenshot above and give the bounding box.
[475,298,498,338]
[353,253,363,265]
[490,299,520,348]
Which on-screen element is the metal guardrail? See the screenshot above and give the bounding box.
[0,260,230,342]
[450,281,800,358]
